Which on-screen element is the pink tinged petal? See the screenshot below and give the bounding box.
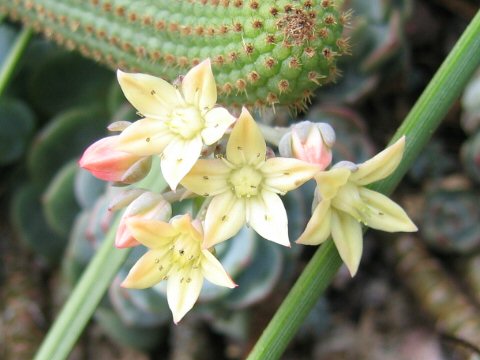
[226,108,266,166]
[315,167,351,201]
[331,211,363,277]
[201,107,236,145]
[115,215,140,248]
[117,70,179,116]
[116,118,174,156]
[247,191,290,247]
[79,136,143,182]
[292,127,332,169]
[121,248,171,289]
[167,270,204,324]
[350,136,405,185]
[181,59,217,110]
[201,250,237,288]
[161,136,203,190]
[204,192,246,248]
[262,157,319,194]
[296,200,332,245]
[181,159,230,196]
[126,218,177,249]
[358,187,418,232]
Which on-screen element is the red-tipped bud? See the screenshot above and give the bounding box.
[279,121,335,170]
[79,135,151,184]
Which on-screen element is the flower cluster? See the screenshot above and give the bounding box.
[79,60,417,322]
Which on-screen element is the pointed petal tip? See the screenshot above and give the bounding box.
[347,265,359,277]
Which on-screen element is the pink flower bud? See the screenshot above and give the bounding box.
[115,192,172,248]
[79,135,151,184]
[279,121,335,170]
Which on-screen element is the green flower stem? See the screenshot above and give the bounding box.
[34,163,165,360]
[34,215,130,360]
[247,10,480,360]
[0,26,32,98]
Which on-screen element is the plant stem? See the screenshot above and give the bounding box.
[34,215,130,360]
[247,9,480,360]
[34,161,165,360]
[0,26,32,98]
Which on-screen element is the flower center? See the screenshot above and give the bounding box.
[170,233,201,268]
[167,105,204,139]
[229,166,263,198]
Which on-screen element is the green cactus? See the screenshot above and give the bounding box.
[1,0,350,111]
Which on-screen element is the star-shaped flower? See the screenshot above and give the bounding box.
[297,137,417,276]
[115,59,236,190]
[181,108,320,248]
[121,214,236,323]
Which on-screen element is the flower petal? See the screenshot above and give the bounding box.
[262,157,319,194]
[181,159,230,196]
[350,137,405,185]
[116,118,174,156]
[117,70,179,116]
[167,269,203,324]
[161,136,203,190]
[79,135,143,182]
[247,191,290,247]
[331,211,363,277]
[181,59,217,110]
[331,183,364,221]
[201,250,237,288]
[204,191,246,248]
[226,108,266,166]
[201,107,236,145]
[121,248,171,289]
[126,218,177,249]
[359,187,418,232]
[296,200,332,245]
[315,167,351,201]
[115,217,140,248]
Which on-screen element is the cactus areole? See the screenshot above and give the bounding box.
[1,0,349,111]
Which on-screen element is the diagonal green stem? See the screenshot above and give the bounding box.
[247,10,480,360]
[34,215,131,360]
[0,26,32,98]
[34,162,165,360]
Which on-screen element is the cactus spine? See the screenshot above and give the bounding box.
[1,0,349,110]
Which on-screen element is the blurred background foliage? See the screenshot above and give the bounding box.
[1,1,480,359]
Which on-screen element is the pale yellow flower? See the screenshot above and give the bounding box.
[181,108,320,248]
[297,137,417,276]
[115,59,236,190]
[121,214,236,323]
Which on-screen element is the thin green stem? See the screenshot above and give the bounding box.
[34,162,165,360]
[34,215,130,360]
[0,26,32,98]
[247,10,480,360]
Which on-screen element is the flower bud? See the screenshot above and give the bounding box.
[108,188,146,212]
[279,121,335,170]
[79,135,151,184]
[115,192,172,248]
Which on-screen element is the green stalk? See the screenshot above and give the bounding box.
[247,10,480,360]
[34,161,165,360]
[0,26,32,98]
[34,215,130,360]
